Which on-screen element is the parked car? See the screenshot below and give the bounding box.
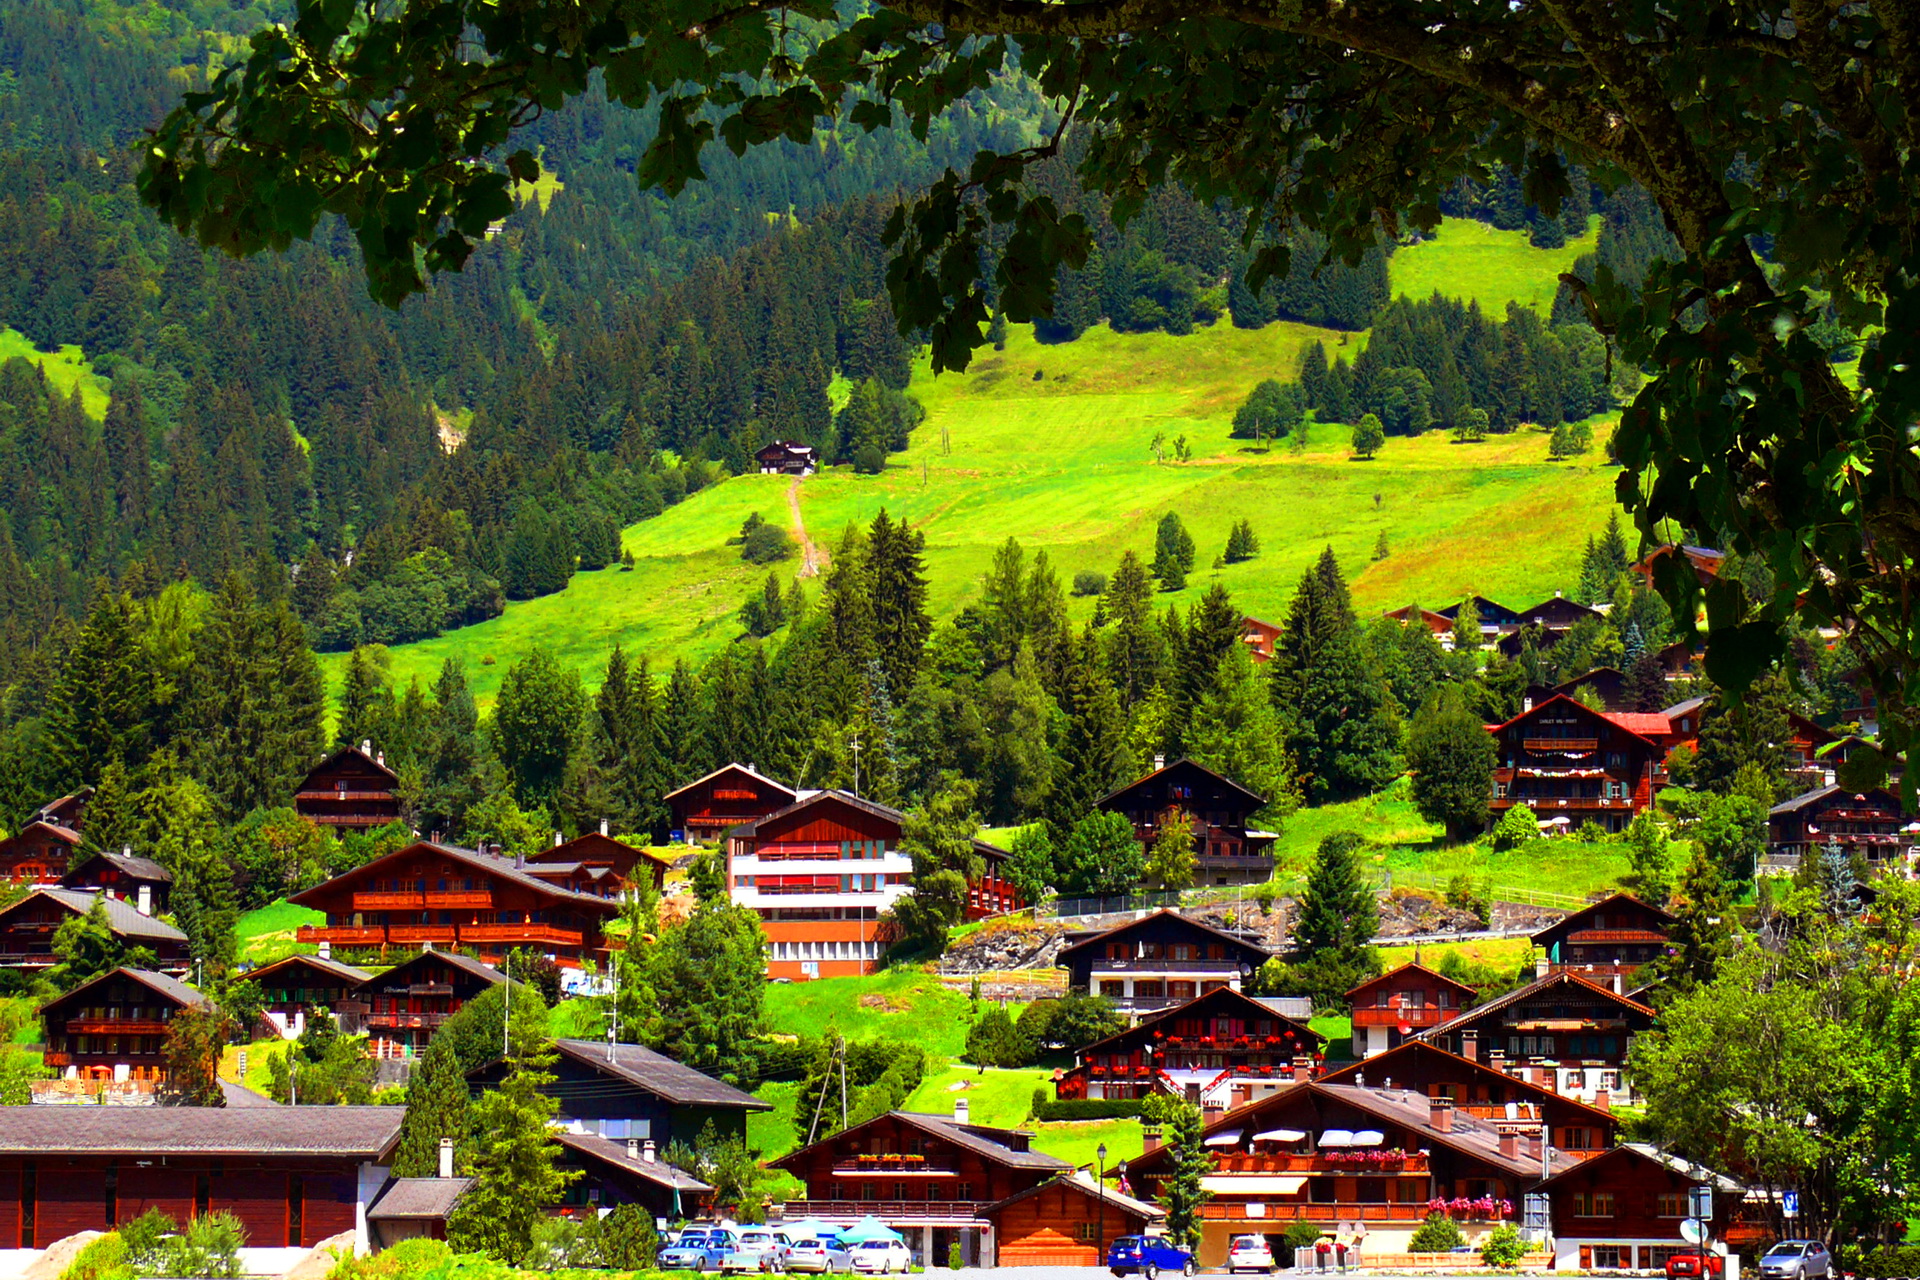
[1761,1242,1834,1280]
[849,1240,913,1274]
[723,1229,791,1273]
[1228,1234,1278,1275]
[662,1228,739,1272]
[1108,1235,1196,1278]
[786,1238,853,1275]
[1665,1251,1726,1280]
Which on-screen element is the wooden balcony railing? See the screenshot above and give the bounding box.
[425,891,493,908]
[1197,1202,1434,1223]
[1352,1007,1450,1028]
[64,1018,171,1035]
[779,1200,987,1221]
[831,1161,962,1177]
[388,926,460,945]
[1208,1153,1430,1175]
[41,1051,71,1067]
[1522,737,1600,751]
[462,924,585,946]
[362,1010,452,1029]
[354,891,424,910]
[297,925,386,945]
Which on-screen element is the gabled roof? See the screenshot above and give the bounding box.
[245,952,373,986]
[290,840,621,914]
[543,1039,771,1110]
[1056,909,1271,965]
[983,1171,1164,1222]
[1769,784,1907,817]
[664,762,798,805]
[1530,893,1676,947]
[1435,596,1518,622]
[527,830,675,870]
[1319,1040,1616,1127]
[738,788,905,836]
[349,949,510,998]
[0,1106,405,1156]
[1533,1142,1742,1195]
[302,743,399,784]
[43,966,207,1016]
[1493,694,1665,747]
[0,888,188,943]
[1345,962,1479,1001]
[1421,970,1655,1040]
[368,1177,474,1220]
[1603,710,1681,738]
[768,1111,1069,1176]
[1074,985,1322,1057]
[556,1132,712,1191]
[3,819,83,846]
[61,850,173,885]
[1096,757,1266,811]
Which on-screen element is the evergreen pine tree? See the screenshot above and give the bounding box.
[45,588,154,791]
[1152,513,1195,590]
[1100,551,1162,703]
[1161,1102,1213,1249]
[80,757,140,856]
[421,658,487,839]
[391,1038,472,1177]
[1451,597,1482,653]
[291,542,336,625]
[1654,845,1733,994]
[336,646,392,751]
[1292,831,1378,957]
[1275,550,1398,800]
[1298,340,1330,410]
[1043,627,1126,841]
[1404,686,1499,841]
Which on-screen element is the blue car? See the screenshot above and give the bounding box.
[661,1228,739,1272]
[1109,1235,1195,1278]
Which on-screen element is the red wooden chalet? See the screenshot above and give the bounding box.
[1059,985,1323,1110]
[1490,694,1678,834]
[60,849,173,916]
[334,949,508,1060]
[1242,617,1283,664]
[294,743,403,833]
[247,952,372,1040]
[1632,545,1726,591]
[0,818,84,884]
[1530,893,1675,981]
[1382,605,1454,639]
[0,887,189,974]
[525,826,673,899]
[1768,784,1917,873]
[1421,970,1656,1106]
[1538,1144,1746,1272]
[39,966,209,1090]
[665,763,797,844]
[1097,758,1274,887]
[1347,964,1479,1058]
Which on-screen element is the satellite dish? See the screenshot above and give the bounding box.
[1681,1218,1706,1245]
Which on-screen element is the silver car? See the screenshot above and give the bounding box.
[1759,1241,1832,1280]
[786,1238,853,1275]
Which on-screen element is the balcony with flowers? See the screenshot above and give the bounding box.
[1426,1195,1515,1221]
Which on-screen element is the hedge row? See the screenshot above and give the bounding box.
[1847,1245,1920,1278]
[1034,1099,1146,1121]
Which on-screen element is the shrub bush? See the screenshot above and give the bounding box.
[1850,1245,1920,1278]
[1479,1224,1526,1270]
[1072,570,1108,597]
[1033,1098,1145,1121]
[1284,1220,1327,1251]
[61,1232,130,1280]
[1408,1214,1465,1252]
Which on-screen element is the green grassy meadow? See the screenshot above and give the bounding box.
[331,218,1620,707]
[237,900,325,964]
[0,327,112,418]
[761,967,991,1058]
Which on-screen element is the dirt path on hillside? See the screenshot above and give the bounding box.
[789,475,827,578]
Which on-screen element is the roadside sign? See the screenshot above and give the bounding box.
[1783,1191,1799,1220]
[1690,1186,1714,1221]
[1523,1194,1550,1231]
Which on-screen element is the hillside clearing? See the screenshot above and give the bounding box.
[0,328,111,419]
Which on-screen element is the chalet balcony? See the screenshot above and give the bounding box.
[779,1200,987,1223]
[362,1010,451,1030]
[460,923,584,946]
[304,812,399,827]
[1351,1006,1450,1029]
[1197,1202,1433,1223]
[41,1051,71,1068]
[297,925,386,945]
[1522,737,1599,751]
[1500,796,1633,811]
[388,925,460,945]
[1208,1153,1430,1175]
[406,982,455,996]
[426,890,493,909]
[1092,960,1248,974]
[354,891,425,910]
[64,1018,171,1035]
[830,1160,961,1178]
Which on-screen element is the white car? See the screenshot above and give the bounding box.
[1228,1234,1277,1275]
[849,1239,913,1274]
[723,1229,791,1273]
[786,1239,852,1275]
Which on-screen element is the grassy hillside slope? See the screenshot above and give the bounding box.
[328,217,1610,706]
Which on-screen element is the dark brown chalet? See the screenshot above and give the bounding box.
[1539,1144,1745,1272]
[1097,757,1274,888]
[335,949,508,1060]
[525,827,673,900]
[1490,694,1675,834]
[1494,596,1605,658]
[1129,1081,1581,1265]
[1531,894,1675,981]
[1422,971,1656,1107]
[60,850,173,916]
[293,743,403,833]
[1768,784,1916,874]
[1347,964,1479,1059]
[767,1102,1069,1268]
[290,840,617,967]
[1437,596,1524,631]
[755,440,816,476]
[0,819,84,884]
[1057,909,1271,1018]
[1382,605,1453,638]
[247,953,372,1040]
[0,888,189,974]
[665,763,798,844]
[1058,985,1323,1111]
[40,967,209,1093]
[1321,1041,1619,1157]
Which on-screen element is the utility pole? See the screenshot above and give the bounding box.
[502,951,511,1061]
[850,733,862,797]
[839,1034,849,1130]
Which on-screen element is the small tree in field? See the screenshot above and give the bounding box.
[1351,413,1386,459]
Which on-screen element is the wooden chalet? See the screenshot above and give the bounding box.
[0,1107,406,1258]
[552,1133,713,1222]
[367,1170,474,1249]
[1346,964,1479,1059]
[474,1037,769,1147]
[0,819,84,885]
[1127,1080,1581,1263]
[1242,617,1283,664]
[524,827,672,900]
[1321,1040,1619,1157]
[1495,595,1604,658]
[664,763,797,844]
[1489,694,1676,834]
[1382,605,1454,639]
[1058,985,1323,1110]
[38,788,91,829]
[334,949,508,1060]
[293,743,403,833]
[1538,1144,1744,1272]
[1530,894,1675,981]
[1767,784,1917,874]
[983,1172,1165,1267]
[1436,596,1524,633]
[1632,544,1725,591]
[1786,713,1840,790]
[289,839,618,968]
[0,887,189,974]
[59,849,173,916]
[1057,909,1271,1018]
[756,440,816,476]
[1653,640,1700,680]
[767,1102,1070,1267]
[1096,757,1275,888]
[38,967,209,1094]
[1420,971,1656,1106]
[246,953,371,1039]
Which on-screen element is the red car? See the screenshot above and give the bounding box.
[1667,1252,1727,1279]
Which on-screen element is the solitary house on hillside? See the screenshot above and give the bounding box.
[756,440,816,476]
[1097,757,1275,888]
[293,743,403,833]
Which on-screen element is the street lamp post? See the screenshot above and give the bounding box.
[1097,1142,1109,1255]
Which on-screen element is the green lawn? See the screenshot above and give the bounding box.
[0,327,111,418]
[1391,217,1600,316]
[324,218,1620,707]
[1310,1015,1353,1061]
[762,967,996,1058]
[750,1079,803,1159]
[904,1064,1051,1129]
[1030,1117,1145,1171]
[237,900,324,965]
[1377,936,1535,974]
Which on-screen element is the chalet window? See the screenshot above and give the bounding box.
[1657,1193,1686,1218]
[1587,1246,1625,1269]
[1376,991,1389,1007]
[955,1183,973,1201]
[1308,1179,1337,1204]
[1079,1224,1100,1242]
[1572,1192,1615,1217]
[1396,1181,1425,1204]
[861,1183,877,1200]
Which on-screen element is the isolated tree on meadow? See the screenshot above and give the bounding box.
[1351,412,1386,459]
[1152,512,1196,591]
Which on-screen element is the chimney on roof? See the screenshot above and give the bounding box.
[954,1097,970,1125]
[362,739,371,754]
[554,831,564,848]
[1429,1098,1454,1133]
[136,884,151,917]
[1153,754,1165,771]
[1525,1134,1544,1163]
[515,850,526,869]
[1460,1030,1479,1063]
[1522,694,1534,712]
[643,1139,657,1164]
[1536,955,1550,979]
[1612,973,1623,995]
[319,939,331,960]
[439,1137,455,1179]
[1499,1133,1520,1160]
[122,844,131,857]
[1594,1089,1611,1112]
[600,819,609,838]
[627,1138,639,1162]
[1293,1056,1311,1084]
[377,751,385,767]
